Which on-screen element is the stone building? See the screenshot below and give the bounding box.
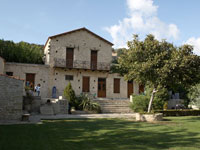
[2,28,144,99]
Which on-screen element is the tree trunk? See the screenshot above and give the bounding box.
[147,88,157,113]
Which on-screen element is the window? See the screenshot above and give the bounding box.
[139,84,144,94]
[114,78,120,93]
[82,76,90,92]
[65,75,73,80]
[26,73,35,90]
[6,72,13,76]
[66,48,74,68]
[91,50,97,70]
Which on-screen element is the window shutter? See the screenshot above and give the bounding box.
[114,78,120,93]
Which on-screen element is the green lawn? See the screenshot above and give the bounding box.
[0,116,200,150]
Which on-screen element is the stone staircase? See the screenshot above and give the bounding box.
[93,99,133,113]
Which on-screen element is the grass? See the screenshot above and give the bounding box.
[0,116,200,150]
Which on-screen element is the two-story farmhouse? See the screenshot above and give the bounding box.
[3,28,143,99]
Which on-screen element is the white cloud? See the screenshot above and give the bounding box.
[105,0,180,48]
[185,37,200,56]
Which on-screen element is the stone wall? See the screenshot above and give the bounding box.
[0,57,5,74]
[40,98,68,115]
[0,75,24,120]
[135,113,163,122]
[4,62,50,98]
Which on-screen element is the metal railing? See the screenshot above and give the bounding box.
[53,58,110,71]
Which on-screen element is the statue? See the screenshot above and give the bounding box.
[52,86,57,98]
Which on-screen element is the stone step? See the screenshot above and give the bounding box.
[33,96,41,100]
[101,109,132,113]
[96,103,130,106]
[94,100,132,113]
[94,100,130,104]
[97,102,130,105]
[100,107,131,110]
[101,109,133,113]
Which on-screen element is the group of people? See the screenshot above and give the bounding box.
[26,81,41,96]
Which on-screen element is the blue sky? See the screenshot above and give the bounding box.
[0,0,200,55]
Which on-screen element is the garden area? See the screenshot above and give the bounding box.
[0,116,200,150]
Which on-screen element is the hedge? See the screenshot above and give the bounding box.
[155,110,200,116]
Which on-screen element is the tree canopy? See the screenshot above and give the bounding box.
[118,34,200,112]
[0,39,44,64]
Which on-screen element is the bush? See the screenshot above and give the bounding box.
[153,87,169,110]
[155,110,200,116]
[188,84,200,109]
[130,95,149,113]
[79,93,101,113]
[144,85,169,110]
[163,102,168,110]
[63,83,77,108]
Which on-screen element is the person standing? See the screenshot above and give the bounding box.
[35,84,41,96]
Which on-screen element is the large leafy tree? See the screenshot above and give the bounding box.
[119,35,200,112]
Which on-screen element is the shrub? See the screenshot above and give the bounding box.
[63,83,77,108]
[144,85,169,110]
[163,102,168,110]
[79,93,101,113]
[153,87,169,110]
[155,110,200,116]
[188,84,200,109]
[130,95,149,113]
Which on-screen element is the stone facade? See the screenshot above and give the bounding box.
[4,63,50,98]
[44,28,112,67]
[0,75,24,120]
[0,56,4,74]
[50,68,139,98]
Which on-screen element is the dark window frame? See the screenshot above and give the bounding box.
[65,75,73,80]
[6,72,13,76]
[114,78,120,93]
[82,76,90,92]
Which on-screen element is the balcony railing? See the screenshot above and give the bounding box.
[53,58,110,71]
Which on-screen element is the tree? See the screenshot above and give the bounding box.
[118,34,200,113]
[188,84,200,109]
[63,82,77,107]
[0,39,44,64]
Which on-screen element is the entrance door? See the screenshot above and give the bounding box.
[127,81,133,98]
[66,48,74,68]
[91,50,97,70]
[82,76,90,92]
[98,78,106,97]
[139,84,145,94]
[26,73,35,90]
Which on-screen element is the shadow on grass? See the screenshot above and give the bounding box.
[0,118,200,150]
